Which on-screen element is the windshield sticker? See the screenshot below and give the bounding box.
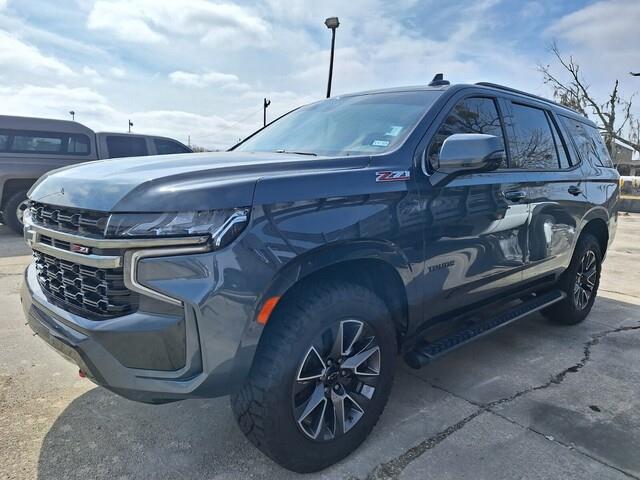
[376,170,411,182]
[385,125,403,137]
[372,140,390,147]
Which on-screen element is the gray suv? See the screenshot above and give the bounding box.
[21,79,619,472]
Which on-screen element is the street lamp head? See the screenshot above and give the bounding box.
[325,17,339,29]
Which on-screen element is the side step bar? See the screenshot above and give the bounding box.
[404,290,566,369]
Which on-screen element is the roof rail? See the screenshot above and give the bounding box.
[475,82,580,114]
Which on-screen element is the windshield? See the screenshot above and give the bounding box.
[234,90,441,157]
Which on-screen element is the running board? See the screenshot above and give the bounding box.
[404,290,566,369]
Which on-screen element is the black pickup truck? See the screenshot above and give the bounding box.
[21,79,618,472]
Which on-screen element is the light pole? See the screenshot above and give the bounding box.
[324,17,339,98]
[69,110,75,121]
[128,120,133,133]
[263,98,271,126]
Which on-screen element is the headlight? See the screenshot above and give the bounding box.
[105,208,249,246]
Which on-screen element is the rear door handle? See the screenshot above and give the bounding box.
[502,190,527,202]
[568,185,582,196]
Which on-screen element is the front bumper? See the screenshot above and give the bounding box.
[21,239,268,403]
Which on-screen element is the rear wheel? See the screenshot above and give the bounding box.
[231,282,396,472]
[542,233,602,325]
[3,189,29,235]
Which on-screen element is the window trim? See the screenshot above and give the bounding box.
[420,94,511,175]
[0,128,92,156]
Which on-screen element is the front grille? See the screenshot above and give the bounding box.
[34,251,138,319]
[30,202,109,236]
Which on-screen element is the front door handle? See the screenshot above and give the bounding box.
[503,190,526,202]
[568,185,582,196]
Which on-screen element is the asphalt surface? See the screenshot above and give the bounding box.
[1,215,639,480]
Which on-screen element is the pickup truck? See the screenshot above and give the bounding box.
[0,114,192,233]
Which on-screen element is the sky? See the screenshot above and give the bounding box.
[0,0,639,149]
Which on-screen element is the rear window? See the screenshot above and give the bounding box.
[0,129,91,156]
[560,117,614,168]
[106,136,148,159]
[154,138,191,155]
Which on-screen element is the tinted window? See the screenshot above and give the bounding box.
[106,136,148,159]
[67,135,90,154]
[560,117,614,168]
[154,139,190,155]
[0,129,91,156]
[13,134,63,153]
[428,97,506,170]
[235,91,441,157]
[509,103,559,170]
[548,116,571,169]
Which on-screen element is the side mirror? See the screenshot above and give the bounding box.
[438,133,505,173]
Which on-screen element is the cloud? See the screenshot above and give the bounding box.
[0,29,74,77]
[0,83,250,149]
[87,0,271,47]
[169,70,240,88]
[109,67,126,79]
[547,0,640,53]
[0,0,7,10]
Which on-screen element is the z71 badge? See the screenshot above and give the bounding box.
[375,170,410,182]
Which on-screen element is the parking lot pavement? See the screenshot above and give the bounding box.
[1,215,639,480]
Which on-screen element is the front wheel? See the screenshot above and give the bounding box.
[542,233,602,325]
[3,189,29,235]
[231,282,396,473]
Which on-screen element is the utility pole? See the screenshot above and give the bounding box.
[128,120,133,133]
[324,17,340,98]
[263,98,271,127]
[69,110,75,121]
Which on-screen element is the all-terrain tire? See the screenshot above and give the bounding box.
[542,233,602,325]
[231,281,396,473]
[3,189,29,235]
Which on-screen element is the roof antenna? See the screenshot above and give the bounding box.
[429,73,450,87]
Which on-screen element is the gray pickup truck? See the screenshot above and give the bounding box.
[0,115,192,233]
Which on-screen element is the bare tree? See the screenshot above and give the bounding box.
[538,42,640,155]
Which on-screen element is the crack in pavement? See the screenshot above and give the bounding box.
[366,323,640,480]
[489,409,640,480]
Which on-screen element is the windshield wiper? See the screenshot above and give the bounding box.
[274,149,317,156]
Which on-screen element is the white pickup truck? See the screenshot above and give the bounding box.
[0,115,192,233]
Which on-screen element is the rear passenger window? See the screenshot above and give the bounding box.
[560,117,614,168]
[154,139,190,155]
[548,116,571,169]
[0,134,7,152]
[428,97,506,170]
[12,134,63,153]
[509,103,559,170]
[106,136,148,159]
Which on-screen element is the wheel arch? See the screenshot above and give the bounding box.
[1,178,36,210]
[256,241,414,341]
[578,207,610,258]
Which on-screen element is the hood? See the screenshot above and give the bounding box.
[28,151,368,212]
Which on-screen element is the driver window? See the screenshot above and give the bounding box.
[427,97,507,170]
